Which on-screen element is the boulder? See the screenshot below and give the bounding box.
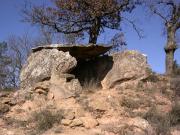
[63,109,75,120]
[20,49,77,89]
[61,119,72,126]
[50,73,82,99]
[101,50,151,89]
[170,125,180,135]
[126,117,156,135]
[70,118,83,127]
[80,117,99,129]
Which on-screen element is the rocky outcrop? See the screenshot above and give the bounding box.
[20,49,77,89]
[3,48,177,135]
[1,42,179,135]
[101,50,151,89]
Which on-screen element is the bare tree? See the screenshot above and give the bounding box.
[149,0,180,75]
[34,26,83,45]
[0,42,11,89]
[34,26,54,46]
[62,33,85,45]
[7,32,37,87]
[110,32,127,53]
[22,0,140,44]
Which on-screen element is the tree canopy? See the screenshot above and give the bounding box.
[22,0,139,44]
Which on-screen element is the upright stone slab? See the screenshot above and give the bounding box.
[20,49,77,89]
[101,50,151,89]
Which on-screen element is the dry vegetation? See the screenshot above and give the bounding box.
[31,109,63,133]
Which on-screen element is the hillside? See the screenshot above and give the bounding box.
[0,46,180,135]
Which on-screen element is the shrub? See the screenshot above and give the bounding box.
[121,97,140,110]
[24,92,33,100]
[32,109,63,133]
[170,101,180,125]
[3,117,28,128]
[170,76,180,96]
[143,106,171,135]
[144,102,180,135]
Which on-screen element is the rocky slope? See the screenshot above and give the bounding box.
[0,49,180,135]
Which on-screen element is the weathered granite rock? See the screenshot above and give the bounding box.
[70,118,83,127]
[61,119,72,126]
[20,49,77,89]
[63,109,75,120]
[50,71,82,99]
[101,50,151,89]
[80,117,99,129]
[126,117,156,135]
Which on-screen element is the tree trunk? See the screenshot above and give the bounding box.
[165,48,176,75]
[89,18,101,44]
[164,25,177,75]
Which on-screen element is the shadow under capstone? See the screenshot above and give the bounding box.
[70,55,113,88]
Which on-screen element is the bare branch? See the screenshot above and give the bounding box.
[150,6,168,23]
[158,1,175,7]
[122,16,144,39]
[176,22,180,29]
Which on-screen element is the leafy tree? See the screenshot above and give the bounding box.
[22,0,139,44]
[0,42,11,89]
[149,0,180,75]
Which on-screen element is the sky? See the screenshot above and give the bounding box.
[0,0,179,74]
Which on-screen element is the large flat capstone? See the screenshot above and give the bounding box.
[32,44,112,59]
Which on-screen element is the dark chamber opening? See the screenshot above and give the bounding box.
[70,55,113,88]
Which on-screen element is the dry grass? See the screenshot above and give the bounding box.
[104,124,137,135]
[121,96,151,110]
[3,117,28,128]
[31,109,63,133]
[82,78,101,93]
[143,106,171,135]
[121,97,141,110]
[3,109,64,135]
[24,92,33,100]
[170,77,180,96]
[169,101,180,126]
[143,101,180,135]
